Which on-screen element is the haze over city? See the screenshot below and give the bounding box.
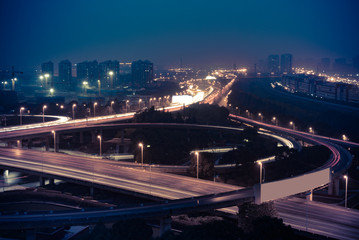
[1,0,359,70]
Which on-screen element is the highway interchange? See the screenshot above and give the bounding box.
[0,106,358,239]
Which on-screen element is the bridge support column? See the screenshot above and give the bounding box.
[306,189,313,201]
[45,137,49,151]
[28,139,32,149]
[79,132,84,144]
[91,131,96,143]
[26,229,36,240]
[39,176,45,186]
[90,186,94,196]
[159,217,172,236]
[49,178,55,185]
[55,133,60,152]
[328,177,340,196]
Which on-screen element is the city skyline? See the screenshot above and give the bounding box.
[1,0,359,71]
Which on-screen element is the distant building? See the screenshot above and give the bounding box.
[58,60,73,90]
[99,60,120,89]
[131,60,154,87]
[77,61,99,87]
[280,54,292,74]
[353,55,359,73]
[333,58,349,73]
[268,55,280,75]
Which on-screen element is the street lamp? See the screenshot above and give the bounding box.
[42,105,47,123]
[108,71,114,89]
[51,130,56,152]
[11,78,17,91]
[126,100,129,112]
[2,81,8,90]
[93,102,98,117]
[245,109,249,118]
[139,143,144,167]
[344,175,348,208]
[272,117,277,126]
[195,151,199,179]
[19,107,25,125]
[44,73,50,89]
[138,99,142,109]
[342,134,349,141]
[111,101,115,114]
[258,161,263,184]
[309,127,314,134]
[82,81,88,95]
[258,113,263,122]
[49,88,54,96]
[39,75,44,87]
[289,121,295,130]
[97,135,102,157]
[97,80,101,96]
[72,104,76,119]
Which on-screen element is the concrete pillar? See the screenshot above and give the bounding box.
[334,178,340,196]
[28,139,32,149]
[306,189,313,201]
[80,132,84,144]
[90,186,94,196]
[39,176,45,186]
[49,178,55,185]
[26,229,36,240]
[55,133,60,152]
[116,144,119,154]
[45,137,49,151]
[159,217,172,236]
[91,131,96,143]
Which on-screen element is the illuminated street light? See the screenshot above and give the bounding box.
[245,109,249,118]
[42,105,47,123]
[272,117,278,126]
[108,71,114,89]
[97,80,101,96]
[139,143,144,167]
[258,161,264,184]
[344,175,348,208]
[309,127,314,134]
[19,107,25,125]
[195,151,199,179]
[39,75,44,87]
[111,101,115,114]
[258,113,263,122]
[126,100,129,112]
[49,88,54,96]
[93,102,98,117]
[289,121,295,130]
[44,73,50,89]
[97,135,102,157]
[51,130,56,152]
[342,134,349,141]
[82,81,88,95]
[2,81,8,90]
[138,99,142,109]
[72,103,76,119]
[11,78,17,91]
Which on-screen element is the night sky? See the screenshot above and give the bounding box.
[1,0,359,70]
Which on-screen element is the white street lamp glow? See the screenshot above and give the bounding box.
[42,105,47,123]
[344,175,348,208]
[97,135,102,157]
[139,143,144,167]
[195,151,199,179]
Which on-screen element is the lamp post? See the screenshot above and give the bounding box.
[111,101,115,114]
[245,109,249,118]
[139,143,144,167]
[344,175,348,208]
[258,113,263,122]
[19,107,25,125]
[309,127,314,134]
[82,81,88,95]
[93,102,98,117]
[138,99,142,109]
[97,135,102,157]
[195,151,199,179]
[258,161,263,184]
[2,81,8,90]
[51,130,56,152]
[290,121,295,130]
[72,104,76,120]
[12,78,16,91]
[39,75,44,87]
[108,71,114,89]
[44,73,49,89]
[42,105,47,123]
[272,117,277,126]
[97,80,101,96]
[342,135,349,141]
[126,100,129,112]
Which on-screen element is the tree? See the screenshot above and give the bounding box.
[237,202,277,232]
[248,216,295,240]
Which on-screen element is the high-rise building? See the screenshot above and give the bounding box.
[267,55,279,75]
[77,60,99,87]
[58,60,72,90]
[131,60,154,87]
[99,60,120,89]
[280,54,292,74]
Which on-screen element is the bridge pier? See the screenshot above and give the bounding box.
[49,178,55,185]
[26,229,36,240]
[27,139,32,149]
[328,177,340,196]
[55,133,60,152]
[79,132,84,144]
[39,176,46,186]
[159,217,172,236]
[90,186,94,196]
[45,137,49,151]
[306,189,313,201]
